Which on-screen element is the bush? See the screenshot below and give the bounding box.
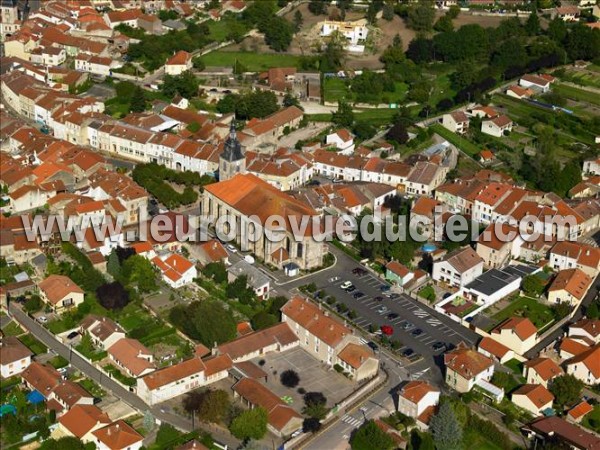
[303,417,321,433]
[280,369,300,388]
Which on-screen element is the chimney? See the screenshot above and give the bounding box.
[314,314,319,320]
[329,324,334,331]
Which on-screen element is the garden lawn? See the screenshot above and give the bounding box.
[582,404,600,433]
[201,51,301,72]
[504,358,524,375]
[553,83,600,107]
[323,77,352,103]
[430,123,480,157]
[206,19,248,42]
[1,321,23,337]
[492,296,554,329]
[19,334,47,355]
[463,427,503,450]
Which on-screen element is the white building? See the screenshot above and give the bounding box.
[519,74,552,93]
[490,316,538,356]
[397,381,440,430]
[92,420,143,450]
[442,111,469,135]
[0,336,32,378]
[165,50,192,76]
[512,384,554,417]
[325,129,355,155]
[444,343,495,393]
[481,115,513,137]
[320,19,368,45]
[75,54,123,77]
[565,344,600,385]
[432,246,484,288]
[152,253,197,289]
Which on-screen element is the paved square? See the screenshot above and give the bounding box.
[252,347,356,409]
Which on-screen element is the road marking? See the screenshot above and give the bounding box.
[412,368,430,379]
[413,308,429,318]
[426,317,442,326]
[341,415,363,427]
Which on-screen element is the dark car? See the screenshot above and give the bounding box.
[352,267,367,276]
[353,291,365,299]
[374,296,384,302]
[402,348,414,357]
[387,313,399,320]
[346,285,356,293]
[367,341,379,352]
[380,285,391,292]
[66,331,79,340]
[388,293,400,300]
[411,328,423,336]
[432,342,447,352]
[399,321,413,330]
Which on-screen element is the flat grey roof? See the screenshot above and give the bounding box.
[465,268,519,296]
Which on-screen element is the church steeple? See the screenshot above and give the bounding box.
[219,117,246,181]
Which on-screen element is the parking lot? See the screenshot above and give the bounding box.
[312,270,479,377]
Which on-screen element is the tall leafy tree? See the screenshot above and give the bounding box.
[169,300,237,346]
[229,407,268,441]
[550,374,584,409]
[525,10,540,36]
[331,100,354,127]
[406,1,435,33]
[350,420,395,450]
[430,401,463,450]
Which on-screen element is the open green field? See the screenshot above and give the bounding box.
[463,428,504,450]
[323,78,409,105]
[201,51,301,71]
[553,83,600,107]
[206,19,249,42]
[556,67,600,89]
[430,123,480,157]
[492,296,554,330]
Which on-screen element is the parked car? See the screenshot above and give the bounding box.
[402,348,414,357]
[367,341,379,351]
[387,313,399,320]
[226,244,237,253]
[340,281,353,290]
[380,325,394,336]
[432,342,447,352]
[346,285,356,293]
[399,321,413,330]
[66,331,79,340]
[376,306,389,314]
[353,291,365,299]
[380,285,391,292]
[411,328,423,336]
[37,316,48,324]
[352,267,367,276]
[329,276,340,283]
[374,296,384,302]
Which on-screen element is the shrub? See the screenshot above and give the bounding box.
[280,370,300,388]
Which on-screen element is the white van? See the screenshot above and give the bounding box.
[340,281,353,290]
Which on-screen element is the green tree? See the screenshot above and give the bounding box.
[283,91,301,108]
[161,71,200,99]
[293,10,303,32]
[39,437,91,450]
[430,401,463,450]
[382,3,394,21]
[24,295,43,313]
[587,301,600,319]
[320,37,346,72]
[302,392,328,419]
[229,407,268,441]
[251,311,278,330]
[121,255,157,293]
[192,56,205,71]
[107,251,121,278]
[169,300,237,346]
[406,1,435,33]
[522,275,545,297]
[129,85,147,112]
[226,275,256,305]
[350,420,395,450]
[434,14,454,33]
[202,262,227,284]
[263,17,294,52]
[308,0,327,16]
[197,390,231,423]
[547,17,568,43]
[550,374,584,410]
[525,10,540,36]
[331,100,354,127]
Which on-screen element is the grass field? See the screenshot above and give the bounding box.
[206,19,249,43]
[430,123,481,156]
[1,321,23,337]
[553,83,600,107]
[201,51,301,71]
[505,358,524,375]
[492,296,554,329]
[582,404,600,434]
[464,428,504,450]
[323,77,351,103]
[19,334,47,355]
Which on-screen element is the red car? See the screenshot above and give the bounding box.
[380,325,394,336]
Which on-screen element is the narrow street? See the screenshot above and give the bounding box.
[7,304,240,449]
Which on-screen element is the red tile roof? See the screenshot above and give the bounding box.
[399,381,439,404]
[478,337,511,360]
[512,384,554,409]
[524,357,563,381]
[568,401,593,421]
[92,420,143,449]
[492,317,537,341]
[549,268,592,301]
[444,342,493,380]
[566,343,600,379]
[59,404,110,438]
[38,275,84,305]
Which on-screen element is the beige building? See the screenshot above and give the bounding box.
[523,357,563,388]
[38,275,85,312]
[397,381,440,430]
[565,344,600,385]
[281,296,379,381]
[203,174,326,270]
[511,384,554,416]
[432,246,484,288]
[444,343,494,393]
[490,317,537,356]
[548,268,592,306]
[165,50,192,76]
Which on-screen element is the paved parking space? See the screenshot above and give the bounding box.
[253,347,356,408]
[314,273,478,370]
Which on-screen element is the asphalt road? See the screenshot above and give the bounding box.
[283,244,479,383]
